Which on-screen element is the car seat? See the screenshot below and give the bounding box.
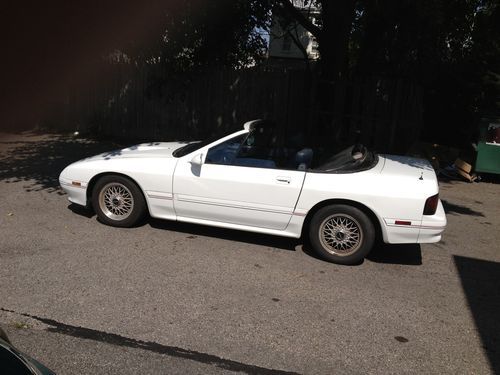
[295,148,313,170]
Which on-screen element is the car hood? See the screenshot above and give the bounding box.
[81,141,188,162]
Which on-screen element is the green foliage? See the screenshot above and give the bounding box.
[275,0,500,144]
[127,0,273,71]
[351,0,499,78]
[108,0,499,144]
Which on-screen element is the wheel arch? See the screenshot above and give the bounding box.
[86,172,150,214]
[301,199,384,241]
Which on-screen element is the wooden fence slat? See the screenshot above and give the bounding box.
[58,66,423,152]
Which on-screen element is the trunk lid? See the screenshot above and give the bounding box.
[379,155,436,181]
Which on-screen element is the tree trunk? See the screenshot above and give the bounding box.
[319,0,356,82]
[355,1,381,77]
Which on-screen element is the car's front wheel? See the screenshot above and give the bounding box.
[92,175,146,227]
[309,204,375,264]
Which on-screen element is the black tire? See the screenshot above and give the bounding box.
[308,204,375,265]
[91,175,146,227]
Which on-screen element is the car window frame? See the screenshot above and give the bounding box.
[180,128,310,172]
[204,128,284,170]
[176,129,248,161]
[204,133,249,166]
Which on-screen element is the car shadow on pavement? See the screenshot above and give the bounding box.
[291,237,422,266]
[65,204,301,252]
[68,203,95,218]
[441,199,484,217]
[367,243,422,265]
[454,255,500,374]
[149,218,300,252]
[67,208,423,265]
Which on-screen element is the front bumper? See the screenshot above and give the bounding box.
[59,176,88,206]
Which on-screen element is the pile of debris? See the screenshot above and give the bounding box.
[407,142,480,182]
[440,158,480,182]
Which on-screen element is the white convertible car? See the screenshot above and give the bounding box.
[60,119,446,264]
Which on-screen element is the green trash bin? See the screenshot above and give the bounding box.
[475,118,500,175]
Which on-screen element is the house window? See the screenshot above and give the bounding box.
[311,38,319,55]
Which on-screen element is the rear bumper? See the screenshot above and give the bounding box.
[382,200,446,244]
[417,200,447,243]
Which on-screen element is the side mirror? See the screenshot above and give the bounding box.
[190,153,204,166]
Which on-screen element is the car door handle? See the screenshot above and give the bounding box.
[276,176,291,184]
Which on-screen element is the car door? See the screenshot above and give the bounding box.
[173,129,306,231]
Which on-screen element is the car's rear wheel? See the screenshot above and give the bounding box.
[92,175,146,227]
[309,204,375,264]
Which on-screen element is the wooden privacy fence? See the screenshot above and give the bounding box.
[49,64,423,153]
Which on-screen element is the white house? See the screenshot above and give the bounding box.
[267,0,320,65]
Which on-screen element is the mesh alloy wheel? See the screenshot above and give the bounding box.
[92,175,146,227]
[319,214,363,256]
[309,204,375,264]
[98,182,135,221]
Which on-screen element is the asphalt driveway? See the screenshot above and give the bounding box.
[0,131,499,374]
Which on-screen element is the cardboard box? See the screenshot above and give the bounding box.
[454,158,472,173]
[454,158,476,182]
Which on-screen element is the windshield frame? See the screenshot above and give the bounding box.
[172,130,239,158]
[172,129,248,158]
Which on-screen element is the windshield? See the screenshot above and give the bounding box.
[172,130,238,158]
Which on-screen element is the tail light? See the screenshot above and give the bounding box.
[423,194,439,215]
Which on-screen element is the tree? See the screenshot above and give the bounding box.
[272,0,500,145]
[126,0,272,70]
[275,0,356,81]
[0,1,274,130]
